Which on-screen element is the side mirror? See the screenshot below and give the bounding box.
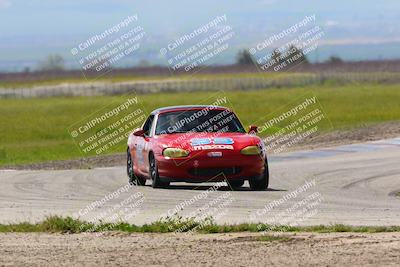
[133,129,145,137]
[248,125,258,134]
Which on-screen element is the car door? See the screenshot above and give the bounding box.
[137,114,154,173]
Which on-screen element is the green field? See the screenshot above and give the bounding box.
[1,83,400,166]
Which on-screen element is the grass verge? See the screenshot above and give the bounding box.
[1,216,400,234]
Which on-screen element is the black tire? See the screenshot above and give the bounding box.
[149,153,169,188]
[228,180,244,189]
[127,148,146,186]
[249,159,269,191]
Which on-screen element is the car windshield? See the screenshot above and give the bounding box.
[155,109,246,135]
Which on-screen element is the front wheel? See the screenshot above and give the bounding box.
[249,159,269,191]
[127,148,146,186]
[149,153,169,188]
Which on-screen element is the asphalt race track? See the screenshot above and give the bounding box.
[1,138,400,226]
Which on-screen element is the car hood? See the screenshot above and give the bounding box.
[154,132,262,151]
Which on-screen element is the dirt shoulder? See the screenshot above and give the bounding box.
[1,121,400,170]
[0,232,399,266]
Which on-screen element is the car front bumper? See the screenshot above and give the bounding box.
[156,150,265,182]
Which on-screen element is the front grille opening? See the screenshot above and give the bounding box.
[189,167,241,177]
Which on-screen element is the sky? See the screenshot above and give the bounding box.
[0,0,399,71]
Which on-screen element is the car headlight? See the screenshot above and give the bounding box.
[163,148,189,158]
[240,145,261,155]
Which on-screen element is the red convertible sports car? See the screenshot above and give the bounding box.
[127,105,269,190]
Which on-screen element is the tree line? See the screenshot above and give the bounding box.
[34,47,343,72]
